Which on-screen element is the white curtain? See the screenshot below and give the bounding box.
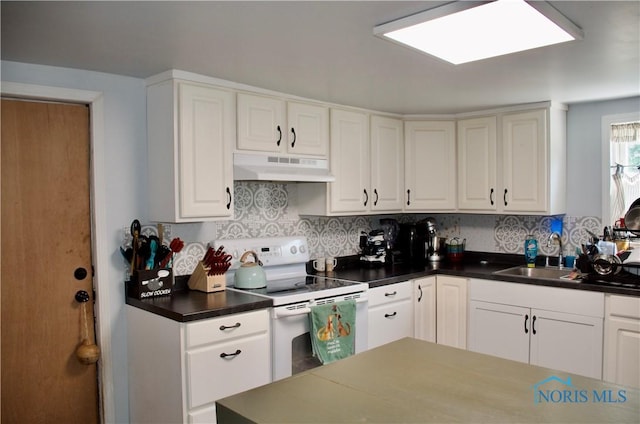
[610,122,640,222]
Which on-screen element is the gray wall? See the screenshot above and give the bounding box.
[2,59,639,423]
[566,97,640,217]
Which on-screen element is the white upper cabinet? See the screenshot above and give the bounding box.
[328,109,371,214]
[298,111,404,216]
[457,104,566,215]
[404,121,456,211]
[370,115,405,212]
[147,79,234,222]
[457,116,498,211]
[236,92,328,157]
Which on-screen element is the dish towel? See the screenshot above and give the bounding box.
[309,299,356,365]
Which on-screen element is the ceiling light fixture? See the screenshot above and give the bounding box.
[374,0,583,65]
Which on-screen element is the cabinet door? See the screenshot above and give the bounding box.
[414,277,436,343]
[329,109,370,213]
[468,300,530,363]
[457,116,497,211]
[178,83,234,219]
[287,101,329,156]
[404,121,456,211]
[237,93,285,152]
[529,309,603,379]
[604,314,640,388]
[604,295,640,388]
[436,276,467,349]
[370,116,404,212]
[502,109,547,212]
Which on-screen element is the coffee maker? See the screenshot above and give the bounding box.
[398,223,425,264]
[360,229,387,266]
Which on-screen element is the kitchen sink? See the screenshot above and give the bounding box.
[493,266,578,281]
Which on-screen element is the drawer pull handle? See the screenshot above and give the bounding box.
[532,315,537,335]
[384,312,397,318]
[524,314,529,334]
[219,322,241,331]
[220,349,242,358]
[385,291,397,297]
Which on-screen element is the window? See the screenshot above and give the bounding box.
[602,113,640,226]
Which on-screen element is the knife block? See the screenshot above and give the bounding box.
[188,261,226,293]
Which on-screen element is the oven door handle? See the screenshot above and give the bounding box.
[273,297,367,318]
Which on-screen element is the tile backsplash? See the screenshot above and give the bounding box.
[127,182,602,276]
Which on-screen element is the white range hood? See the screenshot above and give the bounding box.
[233,152,335,182]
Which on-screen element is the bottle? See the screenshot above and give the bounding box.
[524,235,538,268]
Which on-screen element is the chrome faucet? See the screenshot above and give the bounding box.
[546,232,563,268]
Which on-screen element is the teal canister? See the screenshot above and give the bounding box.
[524,235,538,268]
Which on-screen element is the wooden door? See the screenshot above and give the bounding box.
[1,99,99,423]
[436,276,468,349]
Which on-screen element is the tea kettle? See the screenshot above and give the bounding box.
[234,251,267,289]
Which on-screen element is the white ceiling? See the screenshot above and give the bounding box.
[2,1,639,114]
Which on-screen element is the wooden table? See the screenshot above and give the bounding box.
[216,338,639,423]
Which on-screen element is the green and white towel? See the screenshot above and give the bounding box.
[309,300,356,364]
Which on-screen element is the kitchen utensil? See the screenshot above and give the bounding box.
[592,254,622,276]
[130,219,141,275]
[234,250,267,289]
[624,198,640,236]
[159,237,184,268]
[145,236,159,270]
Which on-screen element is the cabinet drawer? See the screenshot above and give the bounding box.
[186,309,269,349]
[368,281,412,307]
[187,334,271,409]
[368,299,414,349]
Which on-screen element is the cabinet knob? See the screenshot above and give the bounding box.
[532,315,537,335]
[384,312,397,318]
[290,127,296,148]
[524,314,529,334]
[276,125,282,146]
[490,188,494,206]
[226,187,232,210]
[374,189,379,206]
[363,189,369,207]
[504,189,508,207]
[407,189,411,206]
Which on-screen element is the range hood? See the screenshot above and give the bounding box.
[233,153,335,182]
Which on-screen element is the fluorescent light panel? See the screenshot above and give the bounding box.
[374,0,583,65]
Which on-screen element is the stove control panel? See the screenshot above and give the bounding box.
[213,236,310,268]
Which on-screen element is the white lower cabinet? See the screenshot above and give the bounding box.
[127,307,271,424]
[414,277,437,343]
[468,279,604,379]
[413,275,467,348]
[436,276,468,349]
[604,294,640,388]
[368,281,414,349]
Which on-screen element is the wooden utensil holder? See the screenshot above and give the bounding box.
[188,261,226,293]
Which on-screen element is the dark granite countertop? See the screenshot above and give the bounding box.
[324,252,640,297]
[126,252,639,322]
[125,276,272,322]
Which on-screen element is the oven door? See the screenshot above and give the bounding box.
[271,293,368,381]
